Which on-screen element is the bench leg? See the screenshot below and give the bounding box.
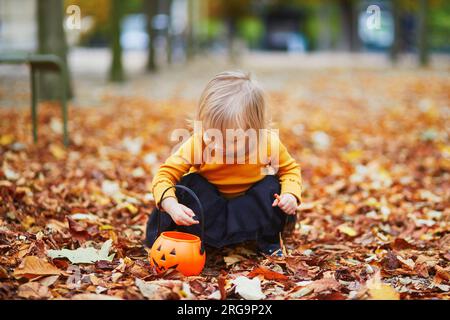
[60,72,69,147]
[30,67,38,144]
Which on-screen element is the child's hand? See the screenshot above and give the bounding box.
[272,193,297,215]
[161,197,199,226]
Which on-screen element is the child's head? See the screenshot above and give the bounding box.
[196,70,268,132]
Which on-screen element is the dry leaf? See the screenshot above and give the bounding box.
[232,276,266,300]
[13,256,61,279]
[248,266,289,281]
[366,273,400,300]
[18,282,51,299]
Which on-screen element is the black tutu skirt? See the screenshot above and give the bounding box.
[145,173,289,248]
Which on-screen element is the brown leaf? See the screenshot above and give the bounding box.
[18,282,51,299]
[381,251,401,270]
[218,273,227,300]
[391,238,415,251]
[51,258,69,270]
[414,262,429,278]
[95,260,119,270]
[67,216,91,242]
[39,275,60,287]
[13,256,61,279]
[248,266,289,281]
[435,265,450,281]
[307,277,341,293]
[286,256,312,277]
[0,266,9,279]
[316,291,347,300]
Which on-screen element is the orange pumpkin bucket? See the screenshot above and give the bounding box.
[149,185,206,276]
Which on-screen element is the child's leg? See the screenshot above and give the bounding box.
[225,175,287,250]
[144,173,227,248]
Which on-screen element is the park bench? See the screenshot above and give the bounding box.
[0,53,69,146]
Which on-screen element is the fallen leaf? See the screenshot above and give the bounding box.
[71,293,122,300]
[290,286,313,298]
[2,162,19,180]
[39,275,60,287]
[366,273,399,300]
[18,282,51,299]
[13,256,61,279]
[248,266,289,281]
[67,217,91,242]
[135,278,182,300]
[391,238,415,251]
[223,254,246,267]
[337,224,358,237]
[307,277,341,293]
[232,276,266,300]
[435,265,450,281]
[49,144,66,159]
[381,251,401,270]
[47,240,115,264]
[0,134,14,145]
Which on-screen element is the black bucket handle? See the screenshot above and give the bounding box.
[157,185,205,254]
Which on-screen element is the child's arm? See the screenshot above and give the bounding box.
[270,134,302,214]
[151,135,200,225]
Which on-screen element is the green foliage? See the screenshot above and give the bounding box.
[198,18,226,42]
[429,1,450,50]
[237,17,264,49]
[64,0,143,46]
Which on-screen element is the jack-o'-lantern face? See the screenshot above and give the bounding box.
[149,231,206,276]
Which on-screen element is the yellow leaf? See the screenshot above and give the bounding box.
[21,216,35,230]
[437,143,450,157]
[223,254,246,266]
[49,144,66,160]
[366,273,400,300]
[337,224,357,237]
[118,202,138,214]
[342,149,363,162]
[0,134,14,146]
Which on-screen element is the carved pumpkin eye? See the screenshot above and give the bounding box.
[157,245,161,251]
[170,248,176,255]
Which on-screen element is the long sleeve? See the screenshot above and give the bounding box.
[270,134,302,204]
[151,135,198,207]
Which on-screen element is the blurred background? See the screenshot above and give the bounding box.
[0,0,449,107]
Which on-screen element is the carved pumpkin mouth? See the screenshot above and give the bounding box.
[152,257,179,272]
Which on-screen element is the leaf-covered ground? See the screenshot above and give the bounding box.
[0,68,449,300]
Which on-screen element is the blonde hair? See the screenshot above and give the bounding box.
[196,70,268,132]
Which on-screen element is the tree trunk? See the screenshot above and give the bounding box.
[390,0,401,63]
[417,0,429,66]
[37,0,73,100]
[317,1,333,50]
[164,0,173,65]
[145,0,158,72]
[227,17,238,63]
[186,0,196,60]
[109,0,125,82]
[338,0,360,51]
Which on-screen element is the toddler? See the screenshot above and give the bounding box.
[145,71,302,256]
